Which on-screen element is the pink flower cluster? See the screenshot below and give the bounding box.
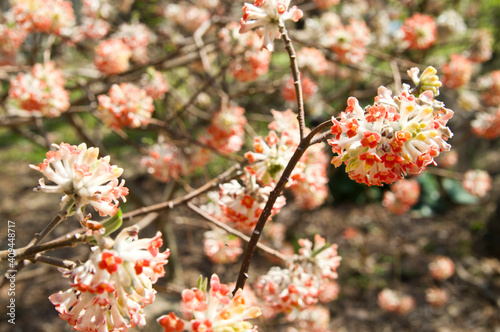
[328,19,371,64]
[157,274,261,332]
[11,0,75,35]
[30,143,129,224]
[382,179,420,215]
[442,54,474,89]
[328,67,454,186]
[239,0,303,51]
[112,22,151,64]
[219,22,271,82]
[0,17,27,58]
[203,229,243,264]
[297,47,328,77]
[97,83,154,129]
[462,169,492,198]
[199,104,247,154]
[471,107,500,139]
[8,62,69,117]
[425,287,449,308]
[429,256,454,281]
[140,68,169,100]
[50,226,169,332]
[254,235,341,319]
[94,39,132,75]
[401,13,437,50]
[377,288,415,314]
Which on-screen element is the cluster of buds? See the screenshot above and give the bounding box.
[382,179,420,215]
[94,39,132,75]
[462,169,492,197]
[142,140,209,183]
[8,62,69,117]
[328,19,371,64]
[97,83,154,129]
[219,22,271,82]
[442,54,474,89]
[11,0,75,35]
[140,67,169,100]
[377,288,415,314]
[400,13,437,50]
[50,226,169,332]
[203,228,243,264]
[157,274,261,332]
[239,0,303,51]
[199,104,247,155]
[328,67,453,186]
[30,142,129,225]
[219,175,286,233]
[254,235,341,319]
[429,256,455,281]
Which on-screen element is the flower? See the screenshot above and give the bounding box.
[429,256,455,281]
[400,13,437,50]
[219,175,286,233]
[199,104,247,154]
[282,75,318,102]
[328,19,371,64]
[140,67,169,100]
[239,0,303,51]
[203,229,243,264]
[382,179,420,215]
[377,289,415,314]
[425,287,449,307]
[112,22,151,63]
[471,107,500,139]
[30,143,129,224]
[407,66,442,97]
[97,83,154,129]
[94,39,132,75]
[8,62,69,117]
[11,0,75,35]
[50,226,170,332]
[468,29,493,63]
[462,169,492,197]
[328,68,453,186]
[297,47,328,76]
[442,54,474,89]
[157,274,261,332]
[479,70,500,107]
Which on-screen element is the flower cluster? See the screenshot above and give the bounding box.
[377,288,415,314]
[328,67,454,186]
[254,235,341,319]
[164,2,210,33]
[30,143,129,224]
[157,274,261,332]
[382,179,420,215]
[8,62,69,117]
[239,0,303,51]
[199,104,247,155]
[11,0,75,35]
[479,70,500,107]
[468,29,493,64]
[282,75,318,102]
[400,13,437,50]
[50,226,169,332]
[203,228,243,264]
[328,19,371,64]
[442,54,474,89]
[97,83,154,129]
[425,287,449,308]
[462,169,492,198]
[219,175,286,233]
[112,22,151,64]
[297,47,328,76]
[94,39,132,75]
[471,107,500,139]
[0,18,27,58]
[140,68,169,100]
[286,305,331,332]
[429,256,455,281]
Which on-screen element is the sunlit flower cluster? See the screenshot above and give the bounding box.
[282,75,318,102]
[254,235,341,319]
[400,13,437,50]
[157,274,261,332]
[11,0,75,35]
[94,39,132,75]
[97,83,154,129]
[462,169,492,198]
[164,3,210,33]
[442,54,474,89]
[219,175,286,233]
[471,107,500,139]
[382,179,420,215]
[328,19,371,64]
[377,288,415,314]
[429,256,455,281]
[436,10,466,41]
[285,305,331,332]
[0,18,27,57]
[73,0,118,41]
[112,22,151,64]
[140,68,169,100]
[239,0,303,51]
[468,29,493,63]
[328,67,454,186]
[30,142,129,224]
[297,47,328,76]
[8,62,70,117]
[50,226,169,332]
[479,70,500,107]
[199,104,247,154]
[425,287,449,308]
[203,228,243,264]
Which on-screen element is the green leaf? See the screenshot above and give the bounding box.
[101,209,123,237]
[442,178,479,204]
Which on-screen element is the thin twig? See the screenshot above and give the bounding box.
[32,254,77,270]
